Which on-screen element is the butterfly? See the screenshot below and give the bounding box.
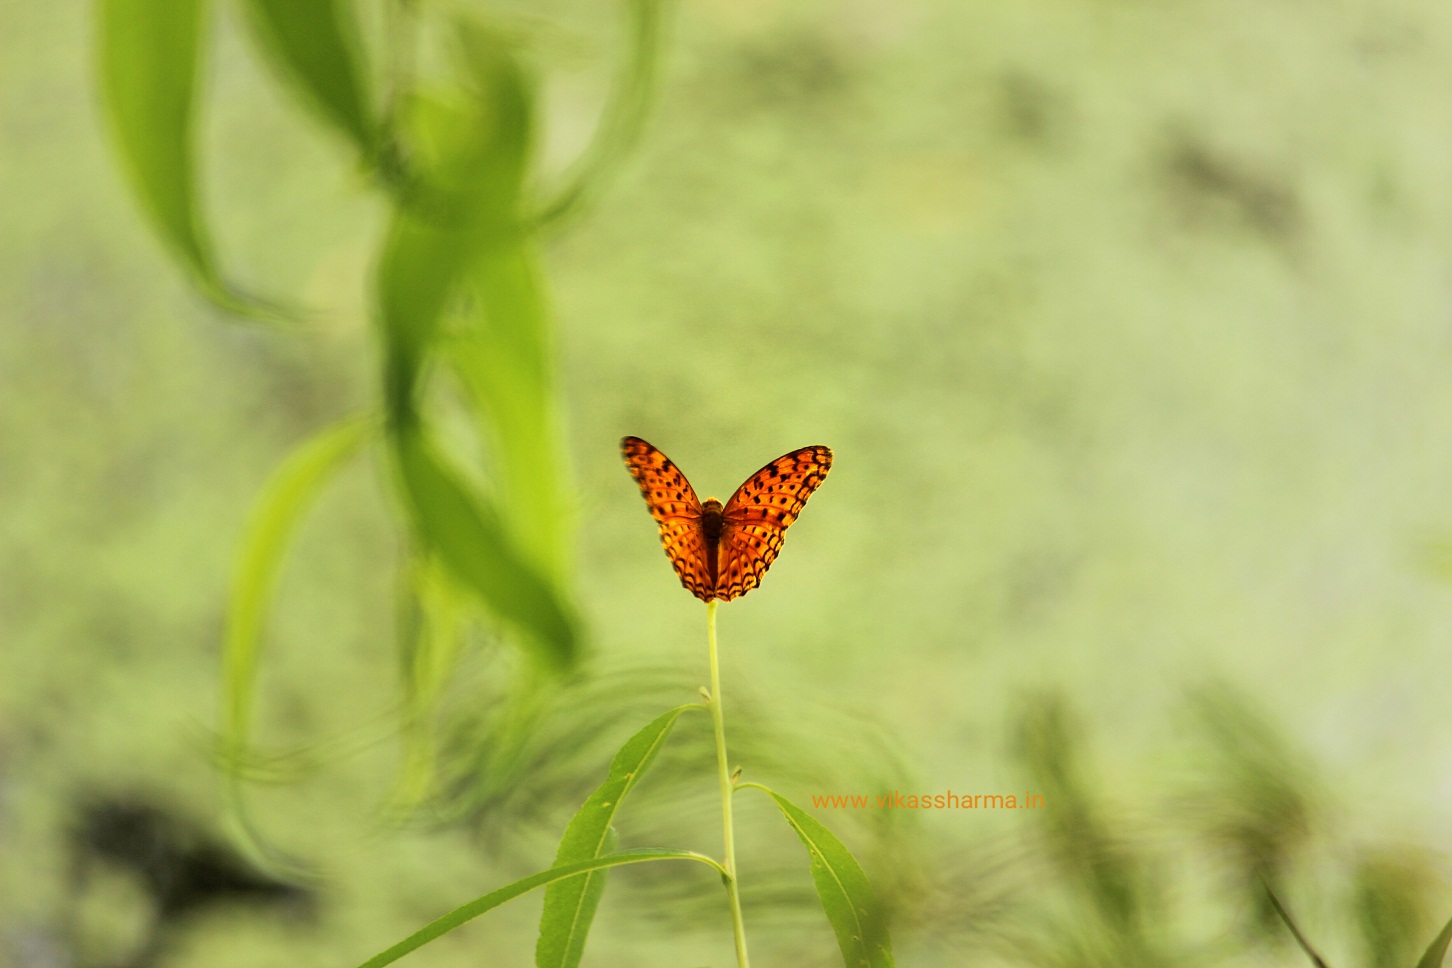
[621,437,833,602]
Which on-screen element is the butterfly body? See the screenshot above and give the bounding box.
[621,437,832,602]
[699,498,726,587]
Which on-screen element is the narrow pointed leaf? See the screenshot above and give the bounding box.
[221,415,376,768]
[375,204,475,416]
[452,241,568,578]
[1417,913,1452,968]
[355,849,724,968]
[751,785,895,968]
[374,33,534,418]
[240,0,378,156]
[390,425,577,668]
[536,705,700,968]
[218,415,375,872]
[97,0,275,316]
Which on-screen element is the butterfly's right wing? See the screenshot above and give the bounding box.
[716,444,833,600]
[620,437,714,601]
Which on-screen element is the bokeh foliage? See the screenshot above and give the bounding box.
[7,0,1452,965]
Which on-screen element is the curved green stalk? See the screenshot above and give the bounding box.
[707,600,751,968]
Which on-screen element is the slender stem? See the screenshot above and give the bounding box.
[707,600,750,968]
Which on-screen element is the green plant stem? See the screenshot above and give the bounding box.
[707,600,751,968]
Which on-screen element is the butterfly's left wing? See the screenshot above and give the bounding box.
[621,436,715,600]
[717,445,833,600]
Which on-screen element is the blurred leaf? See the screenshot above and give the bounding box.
[376,25,575,662]
[218,414,375,872]
[239,0,379,158]
[221,414,376,771]
[375,205,475,416]
[452,20,534,210]
[355,848,725,968]
[451,244,568,577]
[390,424,577,669]
[1355,848,1440,968]
[1183,684,1320,938]
[394,24,532,219]
[375,27,534,416]
[96,0,279,317]
[536,705,701,968]
[391,558,472,812]
[538,0,668,227]
[1014,696,1146,943]
[1418,914,1452,968]
[748,784,896,968]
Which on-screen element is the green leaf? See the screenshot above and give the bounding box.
[221,414,376,771]
[96,0,277,317]
[390,424,578,669]
[450,241,568,578]
[390,558,471,812]
[218,414,375,872]
[375,31,535,418]
[536,705,701,968]
[396,25,533,220]
[1417,914,1452,968]
[239,0,378,157]
[375,203,476,417]
[748,784,895,968]
[355,849,725,968]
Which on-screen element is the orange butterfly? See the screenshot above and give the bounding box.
[621,437,833,602]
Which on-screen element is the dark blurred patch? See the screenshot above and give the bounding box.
[1354,846,1441,968]
[1002,547,1080,627]
[1012,694,1164,966]
[1160,131,1300,248]
[66,794,313,968]
[998,71,1071,149]
[1177,683,1320,943]
[691,31,855,117]
[206,325,345,433]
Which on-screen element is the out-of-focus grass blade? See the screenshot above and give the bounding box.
[536,705,701,968]
[745,783,896,968]
[446,23,567,576]
[450,246,568,577]
[1355,848,1439,968]
[355,848,725,968]
[391,424,577,669]
[219,414,375,871]
[221,414,376,772]
[1014,696,1146,942]
[538,0,668,227]
[96,0,278,318]
[375,205,474,416]
[239,0,379,159]
[1416,914,1452,968]
[375,27,534,416]
[391,558,470,812]
[452,21,533,213]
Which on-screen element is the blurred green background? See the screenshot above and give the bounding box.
[6,0,1452,965]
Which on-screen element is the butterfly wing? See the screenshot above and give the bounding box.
[717,445,833,600]
[620,436,714,601]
